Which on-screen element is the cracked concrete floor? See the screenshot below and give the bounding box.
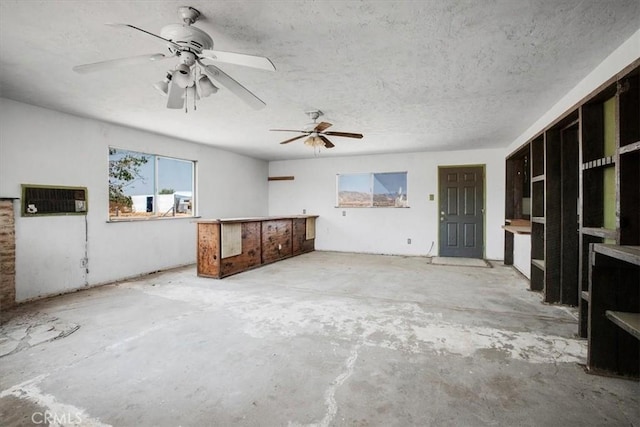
[1,251,638,426]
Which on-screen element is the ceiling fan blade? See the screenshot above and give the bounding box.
[279,134,308,145]
[314,121,332,132]
[199,62,266,110]
[166,72,185,109]
[73,53,170,74]
[319,135,335,148]
[323,131,364,139]
[201,50,276,71]
[105,23,182,50]
[269,129,307,133]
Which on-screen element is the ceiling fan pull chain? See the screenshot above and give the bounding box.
[192,70,197,111]
[185,87,188,113]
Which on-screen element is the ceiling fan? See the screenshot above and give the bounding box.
[73,6,275,111]
[271,111,364,149]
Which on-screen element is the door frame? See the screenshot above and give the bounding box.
[437,164,486,258]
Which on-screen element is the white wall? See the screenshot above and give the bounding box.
[0,99,268,302]
[268,149,506,259]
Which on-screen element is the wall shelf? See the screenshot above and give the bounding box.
[606,311,640,341]
[531,259,545,270]
[619,141,640,155]
[581,227,617,240]
[502,224,531,235]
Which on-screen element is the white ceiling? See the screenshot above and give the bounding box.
[1,1,638,161]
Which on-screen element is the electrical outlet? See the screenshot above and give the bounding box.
[342,211,346,216]
[429,194,434,201]
[407,238,412,244]
[303,209,306,214]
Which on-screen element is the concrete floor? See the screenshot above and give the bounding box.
[1,251,638,426]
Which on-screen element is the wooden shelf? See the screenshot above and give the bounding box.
[531,175,545,182]
[582,156,615,171]
[531,217,545,224]
[581,291,590,302]
[531,259,545,271]
[502,224,531,235]
[592,245,640,266]
[606,311,640,340]
[581,227,617,239]
[619,141,640,155]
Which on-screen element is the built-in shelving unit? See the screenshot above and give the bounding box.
[505,61,639,364]
[523,109,580,304]
[578,64,640,338]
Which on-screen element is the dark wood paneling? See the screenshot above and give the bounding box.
[292,218,306,256]
[560,125,580,306]
[531,135,545,177]
[292,218,315,255]
[504,231,514,266]
[262,219,293,264]
[619,151,640,245]
[545,130,562,303]
[619,72,639,147]
[197,223,220,277]
[220,222,262,277]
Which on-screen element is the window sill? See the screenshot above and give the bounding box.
[107,215,201,223]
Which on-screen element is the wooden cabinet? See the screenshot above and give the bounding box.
[587,244,639,378]
[197,215,318,278]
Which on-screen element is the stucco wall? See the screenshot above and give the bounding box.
[0,99,268,302]
[268,149,506,259]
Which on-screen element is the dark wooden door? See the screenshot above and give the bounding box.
[439,166,484,258]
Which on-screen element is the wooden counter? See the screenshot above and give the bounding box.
[197,215,318,278]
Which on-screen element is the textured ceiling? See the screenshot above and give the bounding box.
[0,1,638,160]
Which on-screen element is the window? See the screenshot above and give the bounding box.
[108,148,195,220]
[337,172,408,208]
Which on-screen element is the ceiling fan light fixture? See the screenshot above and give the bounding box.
[176,63,190,75]
[174,63,192,88]
[304,134,324,148]
[153,72,172,96]
[197,75,218,97]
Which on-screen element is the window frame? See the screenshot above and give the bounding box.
[336,171,408,208]
[108,147,197,222]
